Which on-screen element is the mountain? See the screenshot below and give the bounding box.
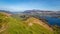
[22,10,60,17]
[0,11,60,34]
[0,10,13,14]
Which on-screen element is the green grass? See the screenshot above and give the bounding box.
[0,13,59,34]
[1,17,54,34]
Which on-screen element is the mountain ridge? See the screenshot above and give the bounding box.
[25,17,53,31]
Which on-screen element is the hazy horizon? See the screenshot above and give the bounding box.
[0,0,60,12]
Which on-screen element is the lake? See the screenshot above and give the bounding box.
[40,16,60,26]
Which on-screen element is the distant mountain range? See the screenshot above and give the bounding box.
[0,10,11,13]
[0,10,60,16]
[22,10,60,17]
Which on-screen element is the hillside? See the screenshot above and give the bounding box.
[0,12,10,33]
[2,17,54,34]
[0,12,60,34]
[25,17,53,31]
[0,12,55,34]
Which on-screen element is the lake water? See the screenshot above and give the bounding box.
[40,16,60,26]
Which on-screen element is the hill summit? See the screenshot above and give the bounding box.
[25,17,53,31]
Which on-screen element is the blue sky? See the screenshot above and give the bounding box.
[0,0,60,11]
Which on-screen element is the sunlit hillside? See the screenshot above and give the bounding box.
[0,14,53,34]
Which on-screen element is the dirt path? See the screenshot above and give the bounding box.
[0,23,8,33]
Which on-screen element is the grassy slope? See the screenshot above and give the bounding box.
[0,13,56,34]
[1,16,54,34]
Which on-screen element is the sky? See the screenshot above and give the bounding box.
[0,0,60,11]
